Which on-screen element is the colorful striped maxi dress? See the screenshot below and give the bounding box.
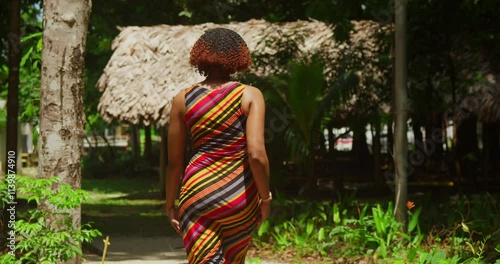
[178,82,260,264]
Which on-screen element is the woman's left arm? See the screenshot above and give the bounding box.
[165,92,186,234]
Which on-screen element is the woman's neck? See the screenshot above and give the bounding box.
[200,70,231,89]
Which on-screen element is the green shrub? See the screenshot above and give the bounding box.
[253,192,499,263]
[0,176,101,263]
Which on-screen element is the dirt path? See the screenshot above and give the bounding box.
[83,235,280,264]
[83,235,188,263]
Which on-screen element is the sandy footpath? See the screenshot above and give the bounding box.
[83,235,280,264]
[83,235,187,263]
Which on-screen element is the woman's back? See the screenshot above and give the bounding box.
[184,82,248,164]
[178,81,259,263]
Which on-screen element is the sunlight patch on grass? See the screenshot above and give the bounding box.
[83,202,163,215]
[246,258,263,264]
[139,212,165,217]
[84,197,163,206]
[82,178,159,195]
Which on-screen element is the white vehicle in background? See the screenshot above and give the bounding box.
[329,127,353,151]
[335,133,353,151]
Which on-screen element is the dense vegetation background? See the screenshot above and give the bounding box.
[1,0,499,263]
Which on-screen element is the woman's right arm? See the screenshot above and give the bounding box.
[165,92,186,235]
[242,86,271,223]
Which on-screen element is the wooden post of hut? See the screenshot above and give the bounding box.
[144,125,152,162]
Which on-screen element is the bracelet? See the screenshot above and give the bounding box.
[260,192,272,203]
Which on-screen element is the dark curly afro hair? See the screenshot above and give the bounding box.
[190,28,252,75]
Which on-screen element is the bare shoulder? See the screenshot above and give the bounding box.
[242,84,264,103]
[173,90,184,104]
[171,90,186,114]
[243,85,263,96]
[241,84,264,115]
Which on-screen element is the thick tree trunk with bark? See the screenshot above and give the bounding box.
[39,0,91,263]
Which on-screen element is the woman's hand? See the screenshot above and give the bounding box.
[167,207,182,236]
[258,201,271,227]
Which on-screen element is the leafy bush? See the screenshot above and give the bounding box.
[253,192,500,263]
[0,176,101,263]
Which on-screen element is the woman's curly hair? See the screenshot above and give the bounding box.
[190,28,252,75]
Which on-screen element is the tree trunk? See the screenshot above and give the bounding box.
[144,125,152,163]
[327,123,335,156]
[456,115,478,182]
[2,0,21,244]
[394,0,408,231]
[482,122,492,180]
[352,122,371,177]
[39,0,91,263]
[305,153,318,199]
[432,113,444,158]
[131,125,140,158]
[373,118,383,182]
[5,0,20,171]
[413,119,423,152]
[387,119,394,154]
[492,122,500,179]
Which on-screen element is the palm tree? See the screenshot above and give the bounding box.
[264,56,358,198]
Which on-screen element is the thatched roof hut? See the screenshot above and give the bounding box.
[96,19,500,127]
[96,19,390,127]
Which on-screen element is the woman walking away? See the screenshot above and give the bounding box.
[165,27,272,264]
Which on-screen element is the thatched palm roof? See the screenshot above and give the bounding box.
[96,19,389,127]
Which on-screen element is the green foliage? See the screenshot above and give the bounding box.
[0,176,101,263]
[279,57,325,160]
[20,32,42,69]
[416,247,461,264]
[18,32,42,127]
[254,193,500,262]
[461,223,492,264]
[0,1,42,124]
[0,101,6,128]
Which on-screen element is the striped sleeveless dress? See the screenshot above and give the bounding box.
[179,82,260,264]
